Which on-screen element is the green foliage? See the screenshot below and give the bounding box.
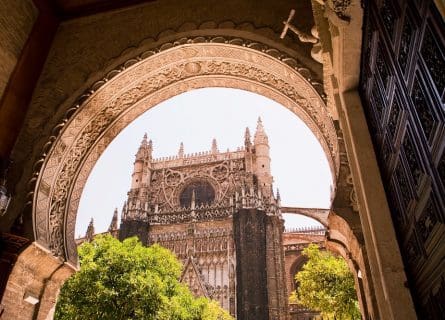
[291,244,361,320]
[55,235,233,320]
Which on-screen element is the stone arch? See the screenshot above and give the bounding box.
[281,207,330,227]
[288,255,307,292]
[326,211,376,319]
[0,1,419,319]
[31,39,339,265]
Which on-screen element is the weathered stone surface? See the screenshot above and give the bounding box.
[234,208,269,320]
[0,243,75,320]
[0,0,37,99]
[6,0,320,238]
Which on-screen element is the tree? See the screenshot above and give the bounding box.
[290,244,361,320]
[55,235,233,320]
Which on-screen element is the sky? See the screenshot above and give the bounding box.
[76,88,332,237]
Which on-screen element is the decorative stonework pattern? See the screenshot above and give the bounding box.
[32,40,338,262]
[149,224,236,313]
[332,0,352,19]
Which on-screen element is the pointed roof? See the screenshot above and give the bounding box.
[211,138,218,154]
[180,256,209,297]
[244,127,252,148]
[141,133,148,146]
[85,218,95,241]
[108,208,118,231]
[178,142,184,157]
[254,117,269,145]
[136,133,153,159]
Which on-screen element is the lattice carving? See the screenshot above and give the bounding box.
[411,75,435,141]
[361,1,445,315]
[402,132,423,189]
[421,26,445,95]
[380,0,396,40]
[417,198,437,243]
[399,16,414,73]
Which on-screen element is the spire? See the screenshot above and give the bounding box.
[85,218,95,241]
[108,208,118,231]
[122,201,127,220]
[136,133,153,159]
[254,117,269,145]
[141,133,148,146]
[244,127,252,149]
[178,142,184,157]
[211,138,218,154]
[276,189,281,206]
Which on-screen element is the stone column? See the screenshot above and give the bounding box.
[265,215,289,320]
[338,89,416,319]
[233,208,269,320]
[0,242,75,320]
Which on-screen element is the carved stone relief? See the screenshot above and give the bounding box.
[31,40,339,263]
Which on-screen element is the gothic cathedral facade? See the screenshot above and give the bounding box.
[115,118,288,320]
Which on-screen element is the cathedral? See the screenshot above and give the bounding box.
[0,0,444,319]
[85,119,289,319]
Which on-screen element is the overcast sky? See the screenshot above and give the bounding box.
[76,88,332,237]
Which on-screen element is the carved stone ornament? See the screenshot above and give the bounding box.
[31,39,339,263]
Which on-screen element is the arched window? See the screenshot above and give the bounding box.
[180,180,215,207]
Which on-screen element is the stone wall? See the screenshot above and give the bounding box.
[7,0,320,235]
[282,232,325,295]
[265,216,288,320]
[234,208,269,320]
[0,0,37,99]
[0,243,75,320]
[119,220,150,245]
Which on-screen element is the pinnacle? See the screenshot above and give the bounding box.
[178,142,184,157]
[211,138,218,154]
[244,127,252,148]
[254,116,269,143]
[256,117,265,133]
[245,127,251,138]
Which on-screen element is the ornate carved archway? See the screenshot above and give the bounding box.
[32,39,339,265]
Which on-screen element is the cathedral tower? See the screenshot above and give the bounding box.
[253,117,273,196]
[118,121,288,319]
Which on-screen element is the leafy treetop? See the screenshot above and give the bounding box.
[55,235,233,320]
[290,244,361,320]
